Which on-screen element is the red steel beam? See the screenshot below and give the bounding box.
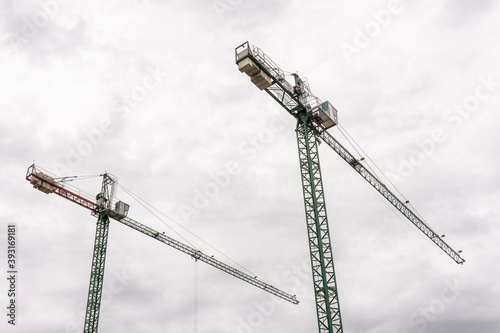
[26,171,99,212]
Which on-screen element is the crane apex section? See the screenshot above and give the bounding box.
[235,41,338,131]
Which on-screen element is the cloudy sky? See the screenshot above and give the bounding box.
[1,0,499,332]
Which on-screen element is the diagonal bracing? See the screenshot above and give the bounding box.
[296,116,343,333]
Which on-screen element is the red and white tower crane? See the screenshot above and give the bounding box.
[26,164,298,332]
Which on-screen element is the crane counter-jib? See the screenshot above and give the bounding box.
[235,42,339,130]
[26,164,99,212]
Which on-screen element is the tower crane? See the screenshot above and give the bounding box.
[235,41,465,333]
[25,164,298,333]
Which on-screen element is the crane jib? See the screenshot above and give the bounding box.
[109,214,299,305]
[317,128,465,265]
[26,168,99,212]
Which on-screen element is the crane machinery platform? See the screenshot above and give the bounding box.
[235,41,465,333]
[26,164,298,333]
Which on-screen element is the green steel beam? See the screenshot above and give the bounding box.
[83,213,110,333]
[235,47,303,118]
[316,128,465,265]
[103,210,299,305]
[296,115,343,333]
[83,174,114,333]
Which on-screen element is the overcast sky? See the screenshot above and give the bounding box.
[1,0,499,332]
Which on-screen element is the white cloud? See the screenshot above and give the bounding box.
[1,0,499,332]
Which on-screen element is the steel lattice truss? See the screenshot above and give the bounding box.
[84,174,115,332]
[297,117,343,333]
[317,129,465,264]
[110,213,299,304]
[84,213,110,333]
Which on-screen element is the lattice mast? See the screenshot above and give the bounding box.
[234,41,464,333]
[83,173,114,332]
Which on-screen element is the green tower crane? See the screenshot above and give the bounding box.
[235,41,465,333]
[26,164,298,332]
